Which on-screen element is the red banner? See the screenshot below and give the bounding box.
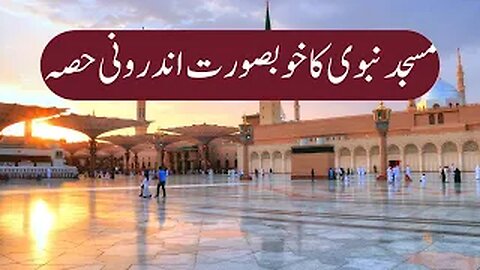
[41,30,439,100]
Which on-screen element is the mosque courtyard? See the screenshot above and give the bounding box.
[1,173,480,270]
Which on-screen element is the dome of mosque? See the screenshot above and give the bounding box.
[416,78,463,110]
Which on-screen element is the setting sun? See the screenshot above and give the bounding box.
[2,121,89,142]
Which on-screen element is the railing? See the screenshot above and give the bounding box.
[0,166,78,180]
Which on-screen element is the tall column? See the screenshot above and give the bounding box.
[378,132,387,179]
[124,151,131,174]
[373,102,391,180]
[173,152,179,173]
[366,150,371,173]
[134,152,139,173]
[200,144,208,171]
[438,152,442,169]
[239,118,253,180]
[89,138,97,177]
[458,151,463,170]
[242,144,250,177]
[419,152,423,172]
[154,145,164,168]
[181,151,186,174]
[350,151,355,170]
[334,152,339,169]
[164,151,171,170]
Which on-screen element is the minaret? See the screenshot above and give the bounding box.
[259,1,283,125]
[294,101,300,121]
[407,99,416,112]
[135,100,147,135]
[456,48,466,105]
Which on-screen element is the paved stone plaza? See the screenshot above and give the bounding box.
[1,173,480,270]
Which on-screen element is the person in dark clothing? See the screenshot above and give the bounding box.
[311,168,315,181]
[454,168,461,183]
[441,168,446,183]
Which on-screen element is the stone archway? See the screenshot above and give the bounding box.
[353,146,367,169]
[369,146,379,172]
[422,143,438,172]
[387,144,401,164]
[404,144,420,171]
[339,147,351,169]
[260,151,271,171]
[272,151,283,173]
[462,141,479,171]
[441,141,458,168]
[250,152,260,172]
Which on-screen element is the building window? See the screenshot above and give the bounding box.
[438,113,444,124]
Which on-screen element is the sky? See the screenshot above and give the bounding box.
[1,0,480,141]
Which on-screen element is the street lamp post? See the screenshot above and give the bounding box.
[372,102,391,180]
[239,115,253,180]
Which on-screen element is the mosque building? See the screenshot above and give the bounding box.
[238,48,479,174]
[2,3,478,179]
[131,4,479,176]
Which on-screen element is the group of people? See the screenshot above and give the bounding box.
[386,165,405,183]
[254,168,274,178]
[324,167,366,181]
[438,164,463,183]
[139,166,168,198]
[326,163,480,184]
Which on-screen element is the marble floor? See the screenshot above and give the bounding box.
[1,173,480,269]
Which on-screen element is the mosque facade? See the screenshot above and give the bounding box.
[238,50,480,174]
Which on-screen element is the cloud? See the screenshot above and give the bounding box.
[1,0,479,129]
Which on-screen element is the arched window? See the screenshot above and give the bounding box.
[437,113,444,124]
[429,114,435,125]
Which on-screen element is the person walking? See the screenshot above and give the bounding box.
[405,165,412,182]
[155,166,168,198]
[387,166,393,183]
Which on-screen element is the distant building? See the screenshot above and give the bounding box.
[238,49,479,173]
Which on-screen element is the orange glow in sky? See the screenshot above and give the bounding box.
[2,121,89,142]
